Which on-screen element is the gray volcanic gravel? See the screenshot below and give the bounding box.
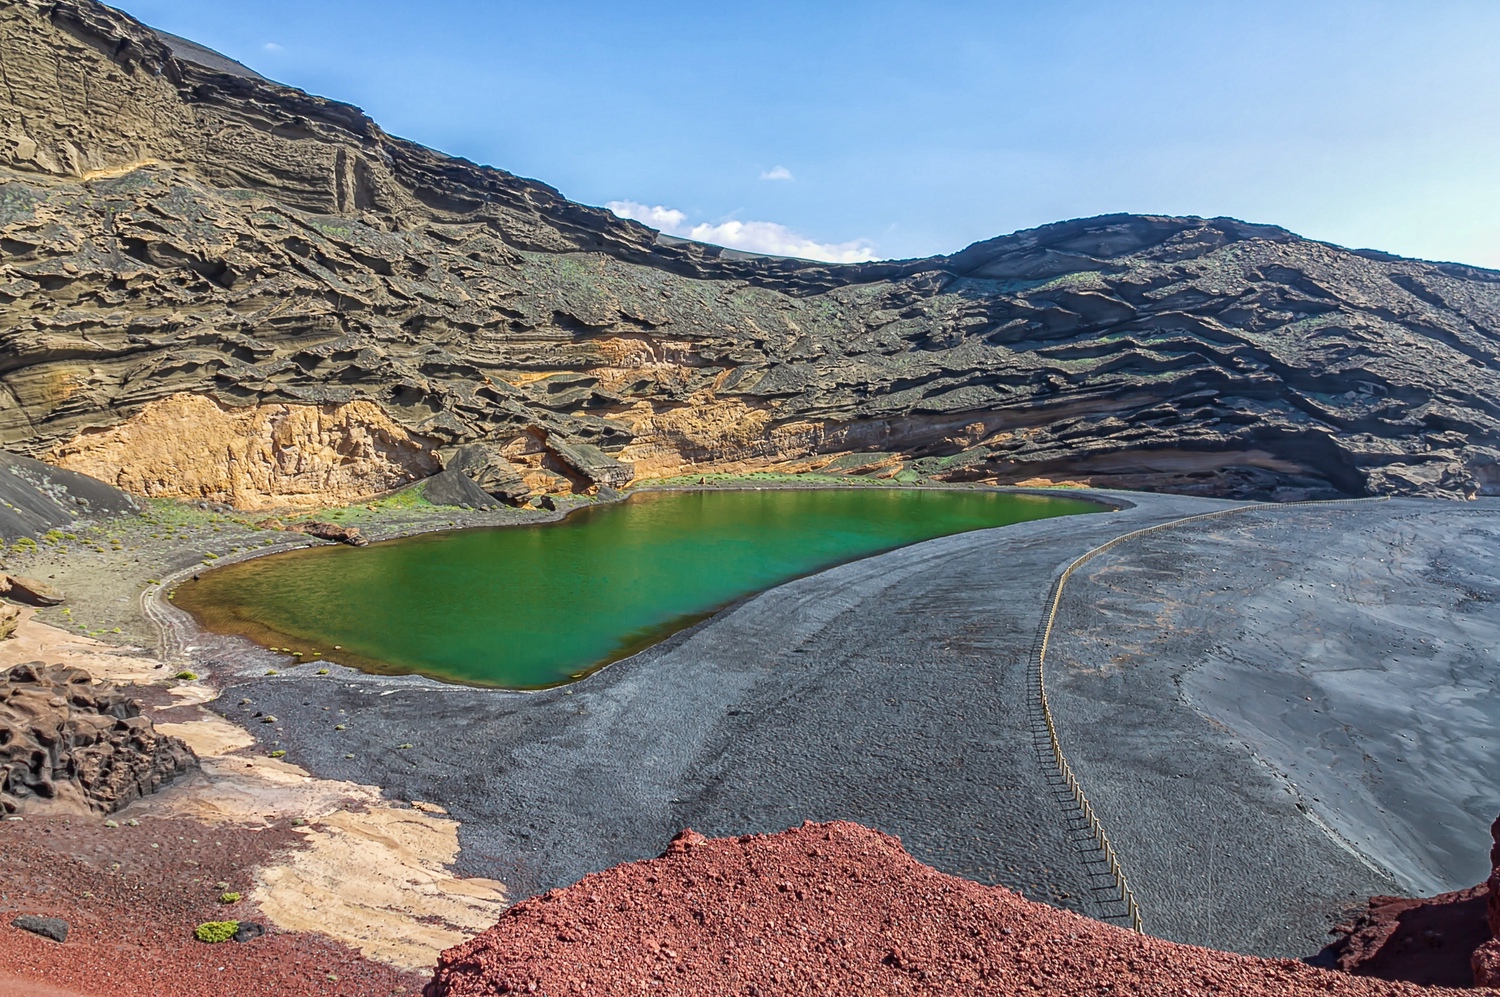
[1048,497,1500,944]
[207,491,1493,960]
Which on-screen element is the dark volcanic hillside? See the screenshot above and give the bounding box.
[1,0,1498,507]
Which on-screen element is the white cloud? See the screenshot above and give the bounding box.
[606,200,875,263]
[605,201,686,232]
[685,220,875,263]
[262,42,284,53]
[759,165,794,181]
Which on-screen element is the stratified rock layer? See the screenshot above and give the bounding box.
[1,0,1499,503]
[425,822,1461,997]
[0,662,196,814]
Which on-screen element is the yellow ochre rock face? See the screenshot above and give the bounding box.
[49,394,440,510]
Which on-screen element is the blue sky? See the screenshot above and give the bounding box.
[117,1,1500,266]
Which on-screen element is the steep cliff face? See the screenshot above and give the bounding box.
[50,394,440,509]
[1,0,1498,506]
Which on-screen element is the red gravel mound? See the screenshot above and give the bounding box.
[426,821,1464,997]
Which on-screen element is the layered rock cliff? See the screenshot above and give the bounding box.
[1,0,1498,506]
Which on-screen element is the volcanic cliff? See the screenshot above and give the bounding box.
[1,0,1498,507]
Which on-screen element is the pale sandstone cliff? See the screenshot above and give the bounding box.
[49,394,439,509]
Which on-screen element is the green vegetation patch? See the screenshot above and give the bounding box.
[194,920,239,943]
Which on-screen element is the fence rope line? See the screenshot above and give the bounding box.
[1028,495,1390,935]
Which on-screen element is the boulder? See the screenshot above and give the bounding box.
[233,921,266,943]
[0,604,19,640]
[543,436,633,491]
[0,662,197,814]
[286,521,368,547]
[1,574,64,606]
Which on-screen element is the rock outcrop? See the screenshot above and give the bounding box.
[0,662,196,814]
[1,0,1498,503]
[1473,817,1500,986]
[1329,814,1500,989]
[1332,885,1491,988]
[426,821,1458,997]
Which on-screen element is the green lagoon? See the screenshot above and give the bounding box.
[177,488,1100,687]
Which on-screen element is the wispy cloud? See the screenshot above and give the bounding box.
[262,42,284,53]
[606,200,875,263]
[759,165,794,181]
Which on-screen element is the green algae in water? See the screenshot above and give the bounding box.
[177,488,1099,688]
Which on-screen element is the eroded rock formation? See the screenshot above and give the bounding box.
[0,0,1498,503]
[0,662,196,814]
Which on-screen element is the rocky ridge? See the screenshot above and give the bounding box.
[0,0,1498,505]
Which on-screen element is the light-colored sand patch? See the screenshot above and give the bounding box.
[155,714,255,755]
[2,605,509,970]
[254,807,508,969]
[153,742,381,825]
[0,608,160,683]
[164,682,218,706]
[149,709,508,969]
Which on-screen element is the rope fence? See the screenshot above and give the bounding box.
[1029,494,1390,935]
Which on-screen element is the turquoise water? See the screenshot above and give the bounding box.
[178,488,1099,687]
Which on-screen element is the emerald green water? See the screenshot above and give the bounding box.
[177,488,1099,688]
